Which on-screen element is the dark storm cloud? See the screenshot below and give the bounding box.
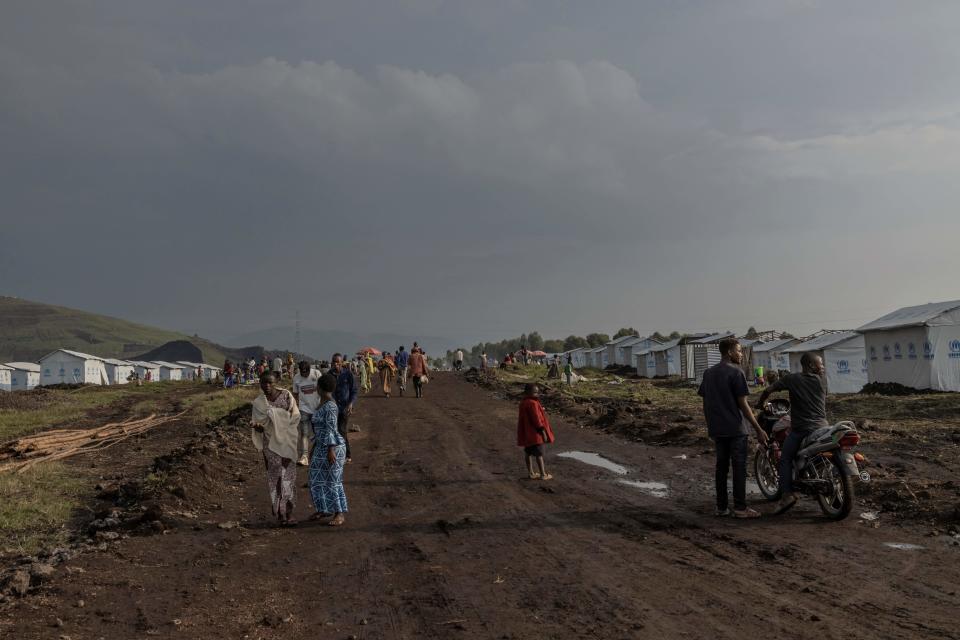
[3,1,960,342]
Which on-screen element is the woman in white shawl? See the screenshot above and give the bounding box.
[251,372,302,526]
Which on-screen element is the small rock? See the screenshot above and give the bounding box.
[6,569,31,596]
[29,563,56,585]
[77,599,85,608]
[217,521,240,530]
[360,618,369,625]
[54,617,64,627]
[95,531,120,542]
[170,486,187,500]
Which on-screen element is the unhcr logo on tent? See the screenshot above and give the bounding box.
[882,345,892,361]
[893,342,903,359]
[870,346,877,361]
[923,340,935,360]
[907,342,917,360]
[950,340,960,359]
[836,359,850,374]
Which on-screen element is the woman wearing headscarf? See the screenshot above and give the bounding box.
[309,373,348,526]
[378,352,397,398]
[251,372,301,526]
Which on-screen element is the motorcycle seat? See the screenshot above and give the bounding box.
[800,425,833,448]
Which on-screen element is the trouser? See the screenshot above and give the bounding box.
[714,435,748,511]
[455,360,462,371]
[565,373,572,385]
[397,368,407,393]
[337,410,352,459]
[779,430,807,495]
[412,375,424,398]
[298,411,314,461]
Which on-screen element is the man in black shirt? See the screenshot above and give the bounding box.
[698,338,768,518]
[756,352,828,514]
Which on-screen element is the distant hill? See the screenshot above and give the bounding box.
[0,296,249,364]
[224,326,455,359]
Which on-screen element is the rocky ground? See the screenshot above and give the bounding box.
[0,373,958,639]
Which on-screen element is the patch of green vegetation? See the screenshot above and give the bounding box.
[0,387,130,441]
[0,463,85,555]
[182,386,259,422]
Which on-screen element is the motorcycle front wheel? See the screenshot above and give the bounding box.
[816,457,855,520]
[753,448,781,501]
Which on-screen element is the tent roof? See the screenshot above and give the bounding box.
[130,361,160,368]
[739,338,761,347]
[691,332,735,344]
[782,331,862,353]
[39,348,102,362]
[151,361,185,369]
[856,300,960,332]
[102,358,133,366]
[649,338,681,352]
[604,335,639,346]
[0,364,12,371]
[751,338,797,353]
[4,362,40,372]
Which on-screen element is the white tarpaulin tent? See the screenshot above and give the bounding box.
[605,335,638,367]
[586,346,607,369]
[751,338,798,373]
[783,331,868,394]
[857,300,960,392]
[130,361,161,382]
[0,364,11,391]
[632,348,658,378]
[5,362,41,390]
[651,339,682,376]
[624,337,661,370]
[103,358,136,385]
[151,361,185,381]
[567,348,588,369]
[39,349,110,386]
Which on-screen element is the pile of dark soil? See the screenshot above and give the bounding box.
[860,382,944,396]
[0,387,66,411]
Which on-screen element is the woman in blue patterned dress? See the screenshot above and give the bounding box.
[309,373,349,526]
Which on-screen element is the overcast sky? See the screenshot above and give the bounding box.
[3,1,960,344]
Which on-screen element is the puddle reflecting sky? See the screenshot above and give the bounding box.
[618,479,669,498]
[556,451,629,475]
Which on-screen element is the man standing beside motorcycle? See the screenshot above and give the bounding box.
[756,352,829,515]
[698,338,768,518]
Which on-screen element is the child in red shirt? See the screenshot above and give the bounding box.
[517,383,556,480]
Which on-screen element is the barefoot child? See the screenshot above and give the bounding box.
[309,373,349,526]
[517,383,556,480]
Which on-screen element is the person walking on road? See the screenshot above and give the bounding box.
[455,349,464,371]
[272,355,284,380]
[251,373,301,526]
[292,361,321,466]
[408,347,429,398]
[517,383,555,480]
[564,359,574,385]
[395,346,409,397]
[698,338,768,519]
[329,354,358,462]
[357,354,370,393]
[309,373,348,526]
[379,353,397,398]
[755,352,828,515]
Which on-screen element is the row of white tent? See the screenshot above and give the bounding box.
[558,299,960,393]
[0,349,222,391]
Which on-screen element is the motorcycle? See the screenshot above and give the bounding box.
[754,398,869,520]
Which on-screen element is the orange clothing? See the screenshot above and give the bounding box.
[517,397,555,447]
[408,352,428,377]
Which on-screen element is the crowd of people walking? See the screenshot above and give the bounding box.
[249,345,430,527]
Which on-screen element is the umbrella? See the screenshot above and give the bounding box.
[358,347,382,355]
[530,350,548,357]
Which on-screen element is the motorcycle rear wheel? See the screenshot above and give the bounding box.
[816,457,855,520]
[753,448,781,501]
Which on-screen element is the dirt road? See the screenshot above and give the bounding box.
[4,374,958,639]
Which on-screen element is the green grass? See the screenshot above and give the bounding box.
[182,386,259,422]
[0,463,85,555]
[0,387,130,441]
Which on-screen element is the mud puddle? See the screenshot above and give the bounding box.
[883,542,925,551]
[618,480,669,498]
[556,451,628,475]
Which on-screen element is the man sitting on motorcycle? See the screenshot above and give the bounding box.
[756,352,829,514]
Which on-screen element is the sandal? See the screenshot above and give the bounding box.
[733,507,761,519]
[539,474,554,481]
[328,516,345,527]
[773,494,799,515]
[309,512,332,521]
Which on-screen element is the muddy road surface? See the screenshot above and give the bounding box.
[4,374,958,639]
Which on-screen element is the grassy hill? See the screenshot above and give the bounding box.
[0,296,234,364]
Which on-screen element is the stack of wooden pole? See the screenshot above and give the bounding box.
[0,411,187,474]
